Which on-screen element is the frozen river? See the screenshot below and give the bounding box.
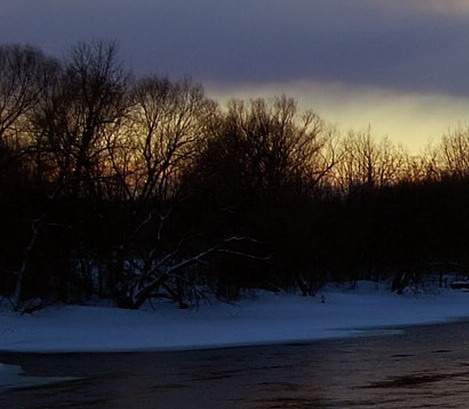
[1,320,469,408]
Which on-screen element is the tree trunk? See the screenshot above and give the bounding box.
[11,215,46,310]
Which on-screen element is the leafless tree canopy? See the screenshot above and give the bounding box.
[0,44,57,141]
[1,40,469,310]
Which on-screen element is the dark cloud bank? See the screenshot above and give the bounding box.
[1,0,469,96]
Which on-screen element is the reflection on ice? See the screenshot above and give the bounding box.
[0,363,79,392]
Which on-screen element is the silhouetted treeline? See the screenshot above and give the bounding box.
[1,41,469,310]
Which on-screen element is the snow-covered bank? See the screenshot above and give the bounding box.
[1,282,469,353]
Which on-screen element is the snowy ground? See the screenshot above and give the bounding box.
[1,281,469,353]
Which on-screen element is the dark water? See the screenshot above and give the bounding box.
[2,321,469,409]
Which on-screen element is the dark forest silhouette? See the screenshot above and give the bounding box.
[1,41,468,311]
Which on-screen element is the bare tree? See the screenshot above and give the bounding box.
[32,40,130,199]
[333,128,409,195]
[0,45,60,310]
[192,96,332,205]
[104,76,222,308]
[114,76,215,202]
[9,41,130,309]
[184,97,337,294]
[0,44,57,143]
[432,126,469,179]
[0,44,58,194]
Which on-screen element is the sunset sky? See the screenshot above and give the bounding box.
[2,0,469,152]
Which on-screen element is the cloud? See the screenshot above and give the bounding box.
[1,1,469,96]
[379,0,469,15]
[2,0,469,150]
[107,1,469,99]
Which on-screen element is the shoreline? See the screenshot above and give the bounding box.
[2,284,469,354]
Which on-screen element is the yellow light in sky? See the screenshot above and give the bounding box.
[206,80,469,154]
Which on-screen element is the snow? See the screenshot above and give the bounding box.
[1,282,469,353]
